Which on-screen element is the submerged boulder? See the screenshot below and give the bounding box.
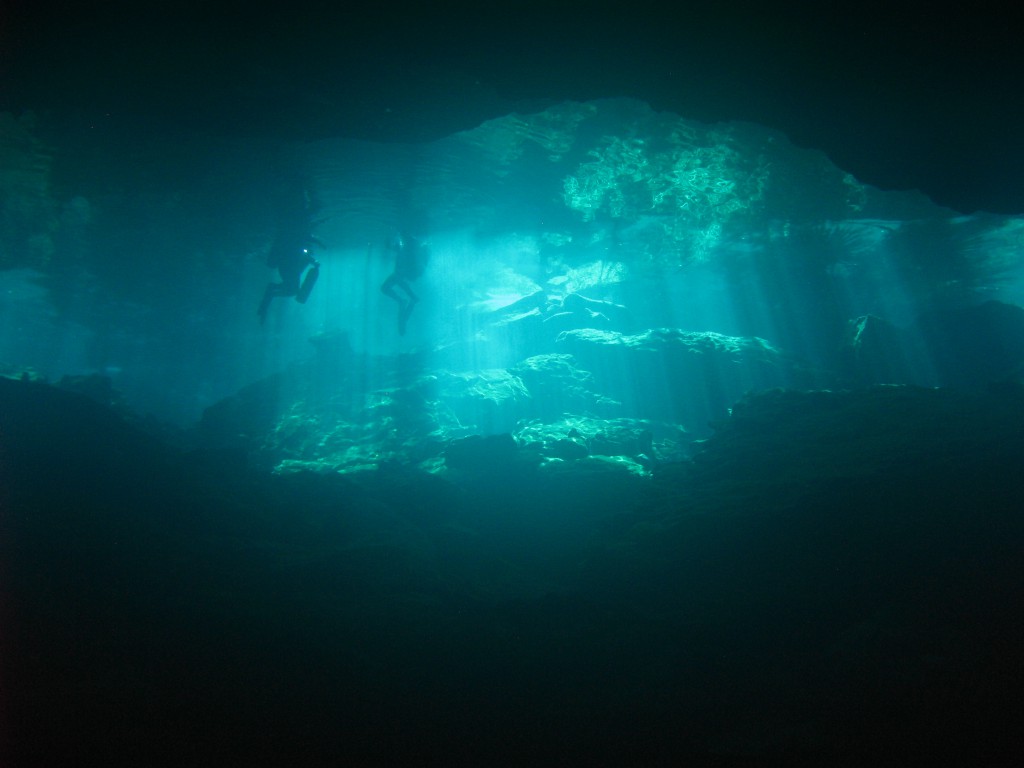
[843,314,916,386]
[436,368,531,434]
[556,327,796,433]
[845,301,1024,390]
[515,414,688,468]
[541,292,633,336]
[509,353,620,420]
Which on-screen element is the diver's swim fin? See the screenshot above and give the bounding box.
[296,265,320,304]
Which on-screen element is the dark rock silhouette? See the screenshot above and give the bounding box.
[4,374,1024,765]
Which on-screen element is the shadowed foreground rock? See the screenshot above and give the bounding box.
[2,377,1023,766]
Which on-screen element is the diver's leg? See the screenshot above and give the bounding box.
[396,280,419,335]
[398,279,418,305]
[257,284,275,323]
[279,271,301,297]
[258,278,300,323]
[380,273,402,302]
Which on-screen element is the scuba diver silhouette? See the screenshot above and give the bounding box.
[257,230,323,324]
[257,180,325,324]
[380,230,427,335]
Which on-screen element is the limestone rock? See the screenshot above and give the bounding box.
[556,327,795,432]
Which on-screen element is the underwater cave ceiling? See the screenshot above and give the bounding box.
[3,0,1024,215]
[4,94,1019,289]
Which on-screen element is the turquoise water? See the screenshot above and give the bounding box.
[2,97,1024,765]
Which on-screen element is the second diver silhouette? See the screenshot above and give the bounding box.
[380,230,427,335]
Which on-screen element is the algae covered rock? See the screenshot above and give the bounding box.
[556,327,794,431]
[515,414,688,469]
[509,353,620,419]
[435,368,530,434]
